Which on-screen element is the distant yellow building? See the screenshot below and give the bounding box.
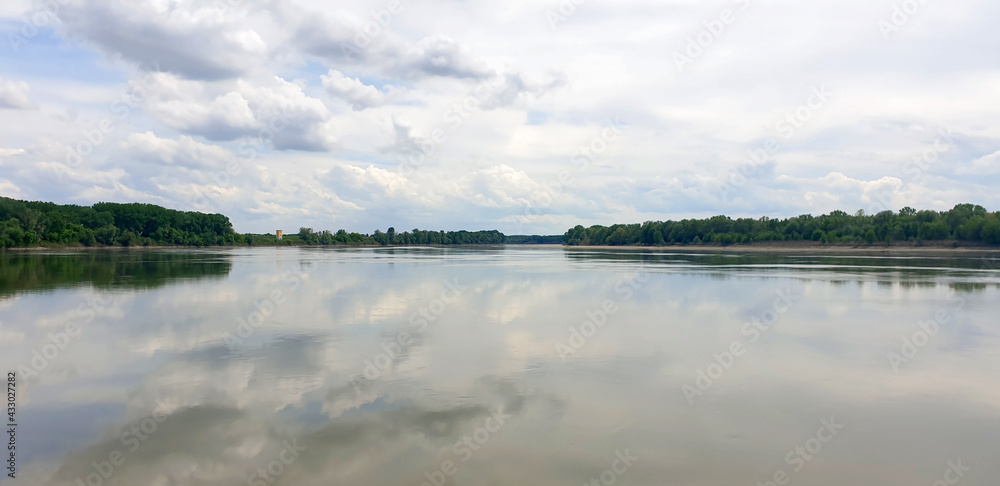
[276,230,283,240]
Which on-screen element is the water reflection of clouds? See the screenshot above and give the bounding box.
[25,381,561,486]
[4,249,1000,485]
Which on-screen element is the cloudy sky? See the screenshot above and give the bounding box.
[0,0,998,234]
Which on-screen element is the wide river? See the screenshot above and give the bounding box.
[2,247,999,485]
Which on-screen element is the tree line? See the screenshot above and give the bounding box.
[0,197,532,248]
[564,204,1000,247]
[9,196,997,250]
[295,227,508,245]
[1,197,242,248]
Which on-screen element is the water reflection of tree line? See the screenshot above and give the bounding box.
[0,251,233,297]
[566,251,1000,269]
[563,251,1000,285]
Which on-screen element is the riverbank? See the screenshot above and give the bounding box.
[6,242,1000,257]
[561,242,1000,257]
[2,244,373,251]
[2,243,561,251]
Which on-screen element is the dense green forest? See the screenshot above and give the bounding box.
[565,204,1000,247]
[7,197,999,249]
[0,197,526,248]
[0,197,242,248]
[503,234,564,245]
[295,227,507,245]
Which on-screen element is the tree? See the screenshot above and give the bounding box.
[299,227,319,245]
[565,225,587,246]
[0,197,238,248]
[605,227,628,245]
[557,203,1000,248]
[982,217,1000,244]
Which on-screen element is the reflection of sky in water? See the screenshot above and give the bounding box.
[1,248,999,485]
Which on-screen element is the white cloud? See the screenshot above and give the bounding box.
[0,76,34,109]
[141,74,338,151]
[959,150,1000,175]
[321,70,386,110]
[152,91,258,140]
[0,179,25,199]
[0,148,26,157]
[119,132,235,170]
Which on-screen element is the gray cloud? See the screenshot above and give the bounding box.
[56,0,268,80]
[397,36,495,80]
[480,71,567,110]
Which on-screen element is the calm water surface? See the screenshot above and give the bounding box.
[2,248,999,485]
